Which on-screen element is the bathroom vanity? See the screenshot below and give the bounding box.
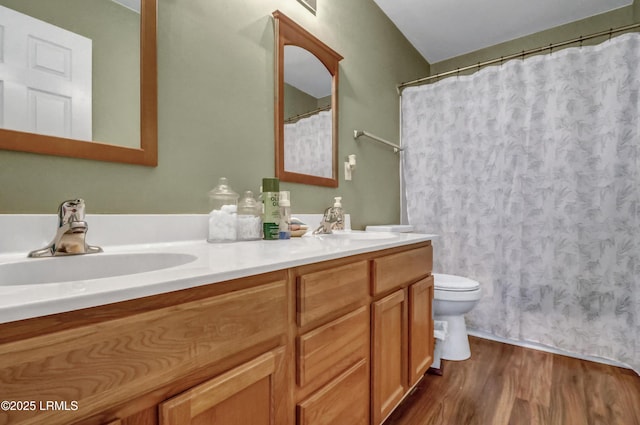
[0,222,434,425]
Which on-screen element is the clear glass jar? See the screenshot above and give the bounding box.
[207,177,239,242]
[237,191,262,241]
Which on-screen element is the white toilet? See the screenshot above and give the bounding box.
[364,226,481,361]
[433,273,481,361]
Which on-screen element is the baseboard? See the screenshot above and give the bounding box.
[467,329,632,370]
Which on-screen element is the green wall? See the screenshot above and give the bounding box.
[431,4,638,75]
[283,84,318,120]
[4,1,635,228]
[0,0,429,230]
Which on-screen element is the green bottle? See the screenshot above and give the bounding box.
[262,178,280,240]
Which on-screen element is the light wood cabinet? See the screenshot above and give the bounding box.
[0,241,433,425]
[408,276,435,387]
[297,359,369,425]
[296,260,369,328]
[371,289,407,425]
[160,348,283,425]
[371,245,432,296]
[294,261,370,425]
[0,272,288,425]
[297,306,369,389]
[370,246,434,425]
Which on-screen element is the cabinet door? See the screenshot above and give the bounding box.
[408,276,434,387]
[371,289,407,425]
[160,349,280,425]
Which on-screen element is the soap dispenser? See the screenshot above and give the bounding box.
[313,196,345,234]
[278,191,291,239]
[331,197,345,230]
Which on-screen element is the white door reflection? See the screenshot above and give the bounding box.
[0,5,92,140]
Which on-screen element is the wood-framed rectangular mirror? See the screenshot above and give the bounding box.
[273,10,342,187]
[0,0,157,166]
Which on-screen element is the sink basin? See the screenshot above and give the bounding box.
[0,252,198,286]
[322,231,400,240]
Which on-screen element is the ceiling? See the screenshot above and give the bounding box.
[373,0,633,63]
[284,46,333,98]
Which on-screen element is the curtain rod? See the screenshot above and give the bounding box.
[398,22,640,92]
[284,104,331,124]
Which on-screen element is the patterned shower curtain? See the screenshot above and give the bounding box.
[284,110,332,178]
[401,33,640,373]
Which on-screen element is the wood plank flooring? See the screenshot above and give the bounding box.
[384,336,640,425]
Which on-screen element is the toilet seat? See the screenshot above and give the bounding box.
[433,274,481,302]
[433,273,480,292]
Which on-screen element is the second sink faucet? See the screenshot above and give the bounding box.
[313,197,345,235]
[28,199,103,257]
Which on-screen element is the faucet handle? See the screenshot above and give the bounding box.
[58,199,86,226]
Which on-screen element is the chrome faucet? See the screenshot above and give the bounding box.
[28,199,103,257]
[313,197,345,235]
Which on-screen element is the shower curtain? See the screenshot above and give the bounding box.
[284,110,332,178]
[402,33,640,373]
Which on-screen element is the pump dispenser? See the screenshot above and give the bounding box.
[331,197,344,230]
[279,191,291,239]
[313,196,345,234]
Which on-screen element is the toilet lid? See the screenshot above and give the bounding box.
[433,273,480,291]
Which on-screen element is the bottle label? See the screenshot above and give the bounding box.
[263,222,279,240]
[263,192,280,240]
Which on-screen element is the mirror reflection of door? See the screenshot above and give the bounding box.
[0,0,140,149]
[283,45,333,179]
[0,5,92,140]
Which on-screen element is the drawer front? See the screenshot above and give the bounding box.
[297,359,369,425]
[297,305,368,389]
[0,281,287,425]
[372,245,432,296]
[297,260,369,327]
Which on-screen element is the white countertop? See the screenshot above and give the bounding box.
[0,213,435,324]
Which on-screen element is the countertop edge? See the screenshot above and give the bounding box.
[0,234,436,324]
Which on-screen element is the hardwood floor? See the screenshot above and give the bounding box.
[384,336,640,425]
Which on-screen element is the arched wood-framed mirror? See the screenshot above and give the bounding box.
[0,0,157,166]
[273,10,342,187]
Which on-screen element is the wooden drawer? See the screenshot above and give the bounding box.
[371,245,432,296]
[297,305,368,389]
[297,260,369,327]
[0,280,287,425]
[297,359,369,425]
